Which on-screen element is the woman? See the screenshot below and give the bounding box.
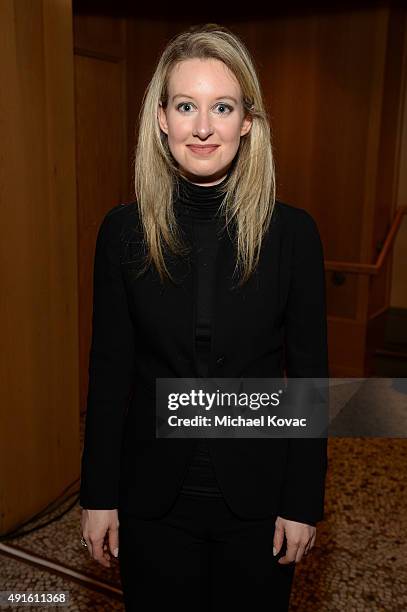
[79,23,329,611]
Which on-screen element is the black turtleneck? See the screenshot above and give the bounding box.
[174,173,226,499]
[176,174,228,377]
[176,172,228,221]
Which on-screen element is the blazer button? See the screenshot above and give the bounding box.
[216,355,225,366]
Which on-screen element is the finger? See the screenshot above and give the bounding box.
[304,533,315,556]
[83,534,93,558]
[295,543,307,563]
[91,537,111,567]
[102,543,112,566]
[108,525,119,559]
[81,512,91,554]
[278,540,298,565]
[273,522,285,556]
[304,538,312,555]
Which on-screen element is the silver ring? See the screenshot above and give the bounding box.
[80,537,88,548]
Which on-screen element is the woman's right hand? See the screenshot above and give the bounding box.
[81,508,119,568]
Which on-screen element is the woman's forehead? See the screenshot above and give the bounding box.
[168,58,241,96]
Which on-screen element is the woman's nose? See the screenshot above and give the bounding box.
[192,111,214,138]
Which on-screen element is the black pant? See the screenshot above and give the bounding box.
[118,491,295,611]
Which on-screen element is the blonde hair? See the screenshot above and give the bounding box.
[133,23,276,287]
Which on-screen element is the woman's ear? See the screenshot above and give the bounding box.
[240,113,253,137]
[158,101,168,135]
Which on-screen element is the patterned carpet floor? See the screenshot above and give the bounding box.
[1,427,406,611]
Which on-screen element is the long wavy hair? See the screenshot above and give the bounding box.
[134,23,276,287]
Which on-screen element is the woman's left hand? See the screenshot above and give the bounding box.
[273,516,316,565]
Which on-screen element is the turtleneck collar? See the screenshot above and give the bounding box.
[174,173,229,221]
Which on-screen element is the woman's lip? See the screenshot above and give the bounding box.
[187,145,220,155]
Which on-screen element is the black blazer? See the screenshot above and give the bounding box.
[79,198,329,524]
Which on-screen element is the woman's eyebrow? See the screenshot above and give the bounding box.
[172,94,238,104]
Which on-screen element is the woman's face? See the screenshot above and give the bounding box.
[158,58,252,186]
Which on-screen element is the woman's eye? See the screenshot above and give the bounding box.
[177,102,194,112]
[215,103,233,114]
[176,102,233,114]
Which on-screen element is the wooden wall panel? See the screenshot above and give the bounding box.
[0,0,79,533]
[392,32,407,309]
[368,7,407,321]
[73,15,127,411]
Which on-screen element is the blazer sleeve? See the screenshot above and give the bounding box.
[279,209,329,526]
[79,206,136,509]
